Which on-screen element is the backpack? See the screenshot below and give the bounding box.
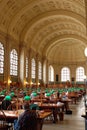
[14,119,21,130]
[65,110,72,114]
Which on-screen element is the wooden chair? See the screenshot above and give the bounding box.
[7,101,22,110]
[1,100,11,110]
[0,95,5,102]
[0,110,12,130]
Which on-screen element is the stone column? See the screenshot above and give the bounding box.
[35,53,39,87]
[41,58,43,84]
[54,67,56,84]
[4,35,11,89]
[28,48,32,86]
[42,57,46,85]
[46,59,49,86]
[42,56,49,87]
[19,44,26,88]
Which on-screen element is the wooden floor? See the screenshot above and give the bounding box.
[43,97,85,130]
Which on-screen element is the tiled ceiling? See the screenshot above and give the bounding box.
[0,0,87,64]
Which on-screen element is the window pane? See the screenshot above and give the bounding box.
[61,67,70,82]
[76,67,84,81]
[10,49,18,76]
[49,65,54,82]
[26,57,28,78]
[0,42,4,74]
[38,61,42,80]
[31,58,36,79]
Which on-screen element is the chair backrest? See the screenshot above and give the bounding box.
[19,110,37,130]
[7,101,22,110]
[1,100,11,110]
[0,110,8,130]
[0,96,5,102]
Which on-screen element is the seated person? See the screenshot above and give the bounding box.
[23,95,39,110]
[30,91,39,99]
[59,92,69,111]
[57,91,60,99]
[30,100,39,110]
[14,103,38,130]
[1,95,11,110]
[23,95,31,106]
[60,92,68,100]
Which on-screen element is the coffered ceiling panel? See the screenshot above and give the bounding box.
[0,0,86,64]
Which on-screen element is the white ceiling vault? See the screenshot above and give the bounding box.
[0,0,87,64]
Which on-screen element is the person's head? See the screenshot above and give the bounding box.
[23,102,30,110]
[24,95,31,101]
[4,95,11,101]
[23,95,31,105]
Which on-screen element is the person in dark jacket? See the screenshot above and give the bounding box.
[14,102,38,130]
[1,95,11,110]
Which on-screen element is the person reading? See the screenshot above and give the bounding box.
[14,102,38,130]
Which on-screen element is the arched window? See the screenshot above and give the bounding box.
[38,61,42,80]
[49,65,54,82]
[31,58,36,79]
[26,57,28,78]
[76,67,84,81]
[61,67,70,82]
[10,49,18,76]
[0,42,4,74]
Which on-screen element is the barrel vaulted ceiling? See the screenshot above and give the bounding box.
[0,0,87,64]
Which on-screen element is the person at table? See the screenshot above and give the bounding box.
[30,100,39,110]
[1,95,12,110]
[60,92,67,99]
[23,95,39,110]
[14,102,38,130]
[30,91,39,99]
[23,95,31,104]
[59,92,69,111]
[57,91,60,99]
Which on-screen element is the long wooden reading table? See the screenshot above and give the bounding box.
[0,109,52,130]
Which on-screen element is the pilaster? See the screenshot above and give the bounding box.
[19,44,26,88]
